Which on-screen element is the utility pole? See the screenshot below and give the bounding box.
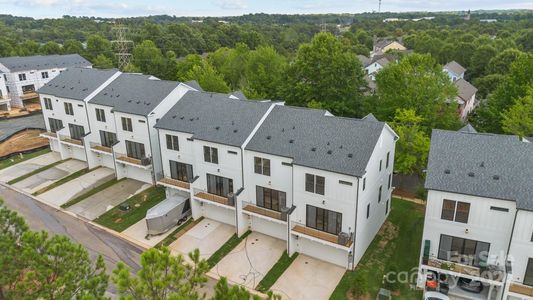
[111,20,133,70]
[378,0,382,13]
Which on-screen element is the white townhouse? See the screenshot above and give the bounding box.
[86,74,197,184]
[38,67,120,161]
[417,125,533,300]
[0,73,9,111]
[0,54,91,110]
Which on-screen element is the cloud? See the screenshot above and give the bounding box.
[213,0,248,10]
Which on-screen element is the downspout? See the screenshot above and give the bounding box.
[111,140,120,179]
[352,176,360,270]
[156,127,163,185]
[501,209,518,300]
[81,131,91,166]
[288,161,295,255]
[145,115,156,185]
[238,146,246,235]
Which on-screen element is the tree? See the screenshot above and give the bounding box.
[86,34,112,60]
[184,61,230,93]
[176,54,205,81]
[486,48,526,75]
[501,85,533,137]
[132,40,166,78]
[63,39,84,54]
[93,54,114,69]
[390,109,431,176]
[0,199,108,299]
[282,32,366,117]
[208,43,250,90]
[40,41,62,55]
[242,46,287,99]
[469,45,497,79]
[18,40,40,56]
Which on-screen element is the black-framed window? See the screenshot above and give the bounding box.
[95,108,106,122]
[525,258,533,286]
[306,205,342,235]
[379,160,382,171]
[203,146,218,164]
[68,124,85,140]
[441,199,470,223]
[388,174,392,189]
[125,140,145,159]
[206,173,233,197]
[367,203,370,218]
[386,199,389,214]
[22,84,34,93]
[166,134,179,151]
[43,97,52,110]
[18,73,26,81]
[254,157,270,176]
[99,131,116,147]
[64,102,74,115]
[48,118,63,133]
[41,71,49,79]
[256,186,286,211]
[386,152,390,168]
[169,160,193,183]
[363,178,366,190]
[122,117,133,132]
[438,234,490,267]
[378,185,382,203]
[305,173,325,195]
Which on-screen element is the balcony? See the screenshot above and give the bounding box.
[157,175,190,191]
[509,283,533,297]
[20,92,38,100]
[424,256,504,283]
[115,153,152,169]
[194,189,234,208]
[291,222,353,249]
[0,95,10,102]
[89,142,112,154]
[242,201,285,223]
[59,135,83,147]
[40,131,58,139]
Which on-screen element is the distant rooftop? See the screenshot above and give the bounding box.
[444,61,466,76]
[454,78,478,101]
[0,54,91,72]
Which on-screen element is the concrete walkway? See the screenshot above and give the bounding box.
[122,218,180,248]
[37,167,114,207]
[0,152,61,183]
[67,179,150,220]
[12,159,87,194]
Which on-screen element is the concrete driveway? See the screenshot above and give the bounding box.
[122,218,181,248]
[169,218,235,262]
[12,159,87,194]
[37,167,115,207]
[67,179,150,220]
[209,232,286,289]
[270,255,345,300]
[0,152,61,183]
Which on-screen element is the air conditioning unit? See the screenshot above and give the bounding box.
[337,232,350,245]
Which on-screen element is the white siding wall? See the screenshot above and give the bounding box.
[508,210,533,285]
[6,68,65,107]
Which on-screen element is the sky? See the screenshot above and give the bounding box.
[0,0,531,19]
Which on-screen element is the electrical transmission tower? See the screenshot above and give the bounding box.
[378,0,382,13]
[111,20,133,70]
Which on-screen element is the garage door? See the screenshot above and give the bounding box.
[250,216,287,241]
[202,204,235,226]
[293,237,349,268]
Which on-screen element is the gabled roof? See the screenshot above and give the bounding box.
[230,90,248,100]
[444,61,466,76]
[183,80,203,91]
[375,39,400,49]
[357,55,371,67]
[245,105,386,177]
[37,68,119,101]
[0,54,91,72]
[89,73,180,116]
[155,91,272,147]
[454,78,478,101]
[425,128,533,211]
[459,124,477,133]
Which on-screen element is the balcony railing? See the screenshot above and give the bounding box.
[156,173,191,190]
[89,142,112,154]
[291,222,353,248]
[424,256,505,282]
[115,153,152,167]
[509,283,533,297]
[0,95,10,101]
[194,189,234,207]
[242,201,285,221]
[41,131,58,138]
[20,92,38,100]
[59,134,83,146]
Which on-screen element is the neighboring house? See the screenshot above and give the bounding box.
[371,39,406,57]
[454,78,478,120]
[443,61,466,82]
[0,73,9,111]
[417,125,533,300]
[0,54,91,110]
[365,54,396,81]
[357,55,371,68]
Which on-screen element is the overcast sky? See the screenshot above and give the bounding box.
[0,0,531,19]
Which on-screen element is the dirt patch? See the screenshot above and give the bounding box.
[0,129,48,156]
[377,221,399,250]
[347,292,371,300]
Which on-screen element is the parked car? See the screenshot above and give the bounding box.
[424,291,450,300]
[458,277,484,293]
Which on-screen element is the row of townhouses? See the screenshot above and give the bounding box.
[37,67,398,269]
[417,125,533,300]
[0,54,91,111]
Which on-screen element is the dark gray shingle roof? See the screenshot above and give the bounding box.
[155,91,272,147]
[37,68,118,101]
[444,61,466,76]
[454,78,478,101]
[425,129,533,211]
[89,73,179,116]
[246,105,386,177]
[0,54,91,72]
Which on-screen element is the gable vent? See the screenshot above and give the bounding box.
[311,147,316,152]
[347,153,353,158]
[493,175,500,180]
[468,172,475,177]
[289,139,294,144]
[444,169,451,174]
[327,150,333,155]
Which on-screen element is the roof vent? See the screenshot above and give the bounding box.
[196,117,199,120]
[266,135,271,140]
[347,153,353,158]
[444,169,451,174]
[327,150,332,155]
[468,172,475,177]
[180,116,184,120]
[127,100,132,103]
[289,139,294,144]
[327,142,330,146]
[311,147,316,152]
[292,126,295,130]
[190,118,194,121]
[339,145,343,149]
[172,115,177,119]
[215,126,220,130]
[233,129,238,133]
[282,128,285,132]
[480,161,485,168]
[493,175,500,180]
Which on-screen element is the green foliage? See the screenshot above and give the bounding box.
[86,34,112,60]
[501,85,533,138]
[40,41,62,55]
[184,61,231,93]
[350,271,369,298]
[93,54,114,69]
[0,148,50,170]
[208,43,250,90]
[63,39,84,54]
[243,46,287,99]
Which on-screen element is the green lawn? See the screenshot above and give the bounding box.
[0,148,50,170]
[7,158,69,185]
[256,252,299,293]
[207,230,252,268]
[330,198,425,300]
[61,178,124,209]
[93,186,166,232]
[32,167,98,196]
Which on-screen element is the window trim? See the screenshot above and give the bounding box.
[64,102,74,115]
[121,117,133,132]
[166,134,179,151]
[441,199,470,224]
[203,146,218,164]
[254,157,271,176]
[95,108,106,122]
[305,204,342,235]
[43,97,53,110]
[305,173,325,195]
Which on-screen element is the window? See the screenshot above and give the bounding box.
[254,157,270,176]
[64,102,74,115]
[166,134,179,151]
[388,174,392,189]
[206,174,233,197]
[125,140,145,159]
[68,124,85,140]
[438,234,490,267]
[228,150,238,155]
[99,131,116,147]
[441,200,470,223]
[386,199,389,214]
[95,108,106,122]
[305,174,325,195]
[282,162,292,167]
[363,178,366,190]
[169,160,193,183]
[48,118,63,133]
[366,203,370,219]
[41,71,49,79]
[525,258,533,286]
[339,180,352,186]
[256,186,286,211]
[43,97,53,110]
[306,205,342,235]
[18,73,26,81]
[22,84,35,94]
[378,185,382,203]
[386,152,390,168]
[121,117,133,132]
[138,120,145,123]
[379,160,382,171]
[203,146,218,164]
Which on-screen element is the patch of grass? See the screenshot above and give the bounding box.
[61,178,124,209]
[207,230,252,268]
[256,252,299,293]
[0,148,50,170]
[32,167,98,196]
[156,216,204,248]
[7,158,69,185]
[93,186,166,232]
[330,198,425,300]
